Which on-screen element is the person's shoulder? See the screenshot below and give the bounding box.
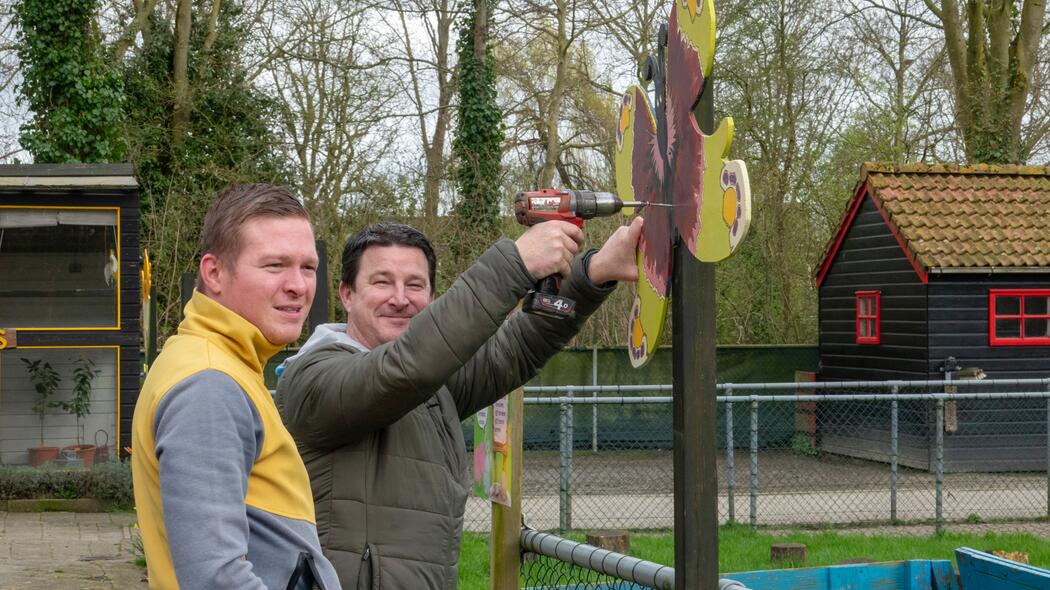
[157,370,257,425]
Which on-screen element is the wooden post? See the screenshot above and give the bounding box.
[309,239,329,333]
[673,46,719,590]
[490,387,523,590]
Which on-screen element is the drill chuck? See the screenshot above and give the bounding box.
[570,190,623,219]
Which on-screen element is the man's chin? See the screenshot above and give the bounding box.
[266,323,306,345]
[380,325,411,343]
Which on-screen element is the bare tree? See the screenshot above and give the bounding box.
[381,0,462,220]
[874,0,1050,163]
[844,0,954,163]
[717,0,855,343]
[258,0,400,317]
[496,0,620,188]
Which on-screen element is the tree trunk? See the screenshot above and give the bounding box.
[422,0,455,221]
[538,0,568,188]
[933,0,1046,163]
[203,0,223,52]
[171,0,193,145]
[473,0,487,62]
[114,0,160,60]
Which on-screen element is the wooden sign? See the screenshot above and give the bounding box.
[616,0,752,368]
[0,328,16,350]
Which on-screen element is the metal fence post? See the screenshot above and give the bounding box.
[935,398,944,535]
[890,387,899,524]
[559,395,574,532]
[726,395,735,524]
[1046,380,1050,517]
[750,399,759,530]
[592,348,598,453]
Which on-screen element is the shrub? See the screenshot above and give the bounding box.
[0,461,134,508]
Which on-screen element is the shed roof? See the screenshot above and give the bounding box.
[816,162,1050,286]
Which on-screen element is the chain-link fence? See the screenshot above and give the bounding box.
[464,378,1050,534]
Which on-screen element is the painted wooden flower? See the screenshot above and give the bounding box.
[616,0,752,368]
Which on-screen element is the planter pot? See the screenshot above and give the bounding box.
[27,446,60,467]
[62,445,97,468]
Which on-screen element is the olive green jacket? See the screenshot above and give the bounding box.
[276,240,615,589]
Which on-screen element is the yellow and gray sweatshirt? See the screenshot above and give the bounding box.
[132,292,340,589]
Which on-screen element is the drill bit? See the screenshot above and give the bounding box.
[623,201,673,208]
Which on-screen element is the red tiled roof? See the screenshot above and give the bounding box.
[817,163,1050,285]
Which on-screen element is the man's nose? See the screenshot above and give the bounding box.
[389,284,410,306]
[285,269,312,295]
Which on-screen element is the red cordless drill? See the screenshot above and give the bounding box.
[513,188,650,319]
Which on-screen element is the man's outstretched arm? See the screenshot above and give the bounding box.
[449,216,644,417]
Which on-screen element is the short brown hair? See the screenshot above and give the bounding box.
[196,183,310,289]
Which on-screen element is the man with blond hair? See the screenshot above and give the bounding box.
[132,184,339,589]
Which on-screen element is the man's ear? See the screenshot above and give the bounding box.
[338,281,354,312]
[199,253,224,296]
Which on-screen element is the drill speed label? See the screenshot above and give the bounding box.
[530,197,563,211]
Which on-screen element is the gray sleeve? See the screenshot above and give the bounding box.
[154,369,267,590]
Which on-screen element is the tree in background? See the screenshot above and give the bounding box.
[451,0,504,267]
[715,0,854,344]
[122,0,290,337]
[14,0,126,163]
[918,0,1048,163]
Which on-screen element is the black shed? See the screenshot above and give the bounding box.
[815,163,1050,471]
[0,164,141,466]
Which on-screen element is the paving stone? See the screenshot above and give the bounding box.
[0,512,146,589]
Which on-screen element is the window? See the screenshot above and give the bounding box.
[0,207,119,329]
[989,290,1050,346]
[856,290,880,344]
[1,347,119,465]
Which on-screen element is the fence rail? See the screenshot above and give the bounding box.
[520,528,673,589]
[465,378,1050,533]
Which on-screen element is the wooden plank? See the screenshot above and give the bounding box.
[955,547,1050,590]
[726,560,957,590]
[0,163,134,177]
[821,287,926,300]
[821,308,928,323]
[817,354,928,373]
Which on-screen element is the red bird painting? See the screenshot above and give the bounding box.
[616,0,752,368]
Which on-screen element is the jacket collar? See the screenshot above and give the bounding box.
[178,291,284,374]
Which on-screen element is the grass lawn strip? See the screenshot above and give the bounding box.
[457,525,1050,590]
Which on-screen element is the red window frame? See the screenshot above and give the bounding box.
[989,289,1050,346]
[856,290,881,344]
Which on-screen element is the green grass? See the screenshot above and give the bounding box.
[457,525,1050,590]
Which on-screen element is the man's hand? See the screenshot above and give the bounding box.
[515,221,585,280]
[587,216,643,284]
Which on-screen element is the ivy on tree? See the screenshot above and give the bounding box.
[452,0,504,254]
[14,0,127,163]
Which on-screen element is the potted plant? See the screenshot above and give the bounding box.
[21,358,61,466]
[53,357,101,467]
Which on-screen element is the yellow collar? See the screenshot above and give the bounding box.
[178,291,285,374]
